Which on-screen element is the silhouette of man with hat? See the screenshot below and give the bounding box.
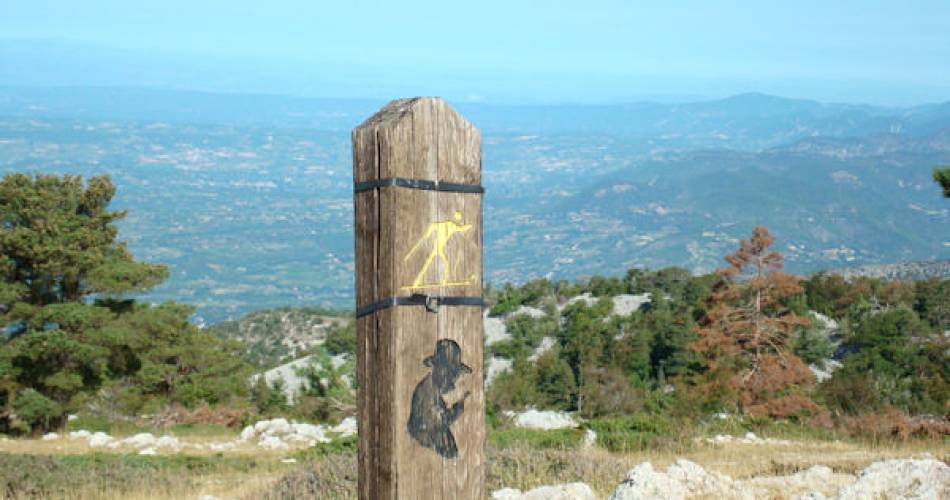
[407,339,472,458]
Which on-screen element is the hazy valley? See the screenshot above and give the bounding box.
[0,87,947,322]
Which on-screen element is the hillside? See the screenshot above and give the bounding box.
[0,87,947,321]
[207,307,350,367]
[488,145,948,283]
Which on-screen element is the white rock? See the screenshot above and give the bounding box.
[289,423,329,444]
[41,432,60,441]
[87,432,114,448]
[289,422,321,436]
[582,429,597,448]
[330,353,349,369]
[810,359,842,383]
[280,458,298,464]
[484,315,511,346]
[239,425,256,442]
[122,433,158,449]
[527,337,556,362]
[512,305,547,319]
[491,488,524,499]
[612,293,651,316]
[67,414,78,422]
[250,356,316,401]
[155,435,181,451]
[258,418,292,436]
[332,416,358,437]
[486,356,513,386]
[208,442,235,452]
[492,483,596,500]
[609,460,740,500]
[138,447,157,456]
[838,458,950,499]
[259,435,288,450]
[69,430,92,440]
[508,409,578,430]
[564,293,597,309]
[704,433,792,446]
[608,458,948,500]
[812,312,838,331]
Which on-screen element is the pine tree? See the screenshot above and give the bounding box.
[1,173,246,432]
[691,226,817,418]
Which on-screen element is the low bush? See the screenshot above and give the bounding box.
[841,407,950,441]
[586,413,687,452]
[150,404,249,429]
[488,427,584,450]
[294,435,358,460]
[254,454,356,500]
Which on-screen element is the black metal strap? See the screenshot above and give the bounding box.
[356,294,484,318]
[354,177,483,194]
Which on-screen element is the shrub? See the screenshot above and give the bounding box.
[841,407,950,441]
[0,453,257,499]
[11,389,62,434]
[488,428,584,450]
[295,435,358,459]
[258,454,356,500]
[792,319,835,367]
[324,322,356,356]
[585,413,683,452]
[150,404,248,429]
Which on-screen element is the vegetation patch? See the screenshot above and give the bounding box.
[488,427,585,450]
[0,452,258,499]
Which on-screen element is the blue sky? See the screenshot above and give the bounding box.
[2,1,949,105]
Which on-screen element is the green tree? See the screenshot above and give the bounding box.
[533,348,576,409]
[934,166,950,197]
[914,278,950,332]
[829,307,948,415]
[101,302,250,414]
[791,317,835,368]
[0,174,166,310]
[0,173,246,432]
[296,351,355,423]
[324,321,356,356]
[250,376,289,416]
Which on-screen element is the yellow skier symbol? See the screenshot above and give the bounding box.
[402,211,476,290]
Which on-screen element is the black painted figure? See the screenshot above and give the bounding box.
[407,339,472,458]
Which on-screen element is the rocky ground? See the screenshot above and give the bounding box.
[494,457,949,500]
[29,417,358,456]
[1,419,947,499]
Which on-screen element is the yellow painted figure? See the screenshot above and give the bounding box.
[403,211,475,290]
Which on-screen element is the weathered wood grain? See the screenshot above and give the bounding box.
[353,97,484,499]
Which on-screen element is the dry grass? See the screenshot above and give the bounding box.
[488,439,949,497]
[1,433,946,499]
[0,434,290,459]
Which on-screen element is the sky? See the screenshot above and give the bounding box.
[2,0,949,105]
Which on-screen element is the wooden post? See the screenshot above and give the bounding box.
[352,97,484,499]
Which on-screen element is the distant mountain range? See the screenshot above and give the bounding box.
[3,86,950,142]
[0,86,946,322]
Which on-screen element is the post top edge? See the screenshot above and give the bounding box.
[353,96,475,132]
